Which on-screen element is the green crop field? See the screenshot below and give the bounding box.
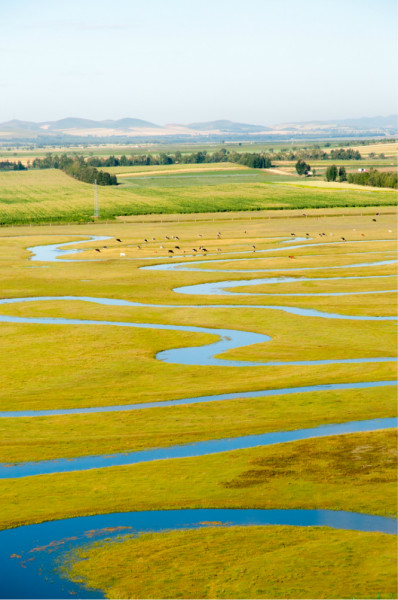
[0,210,396,598]
[0,165,396,226]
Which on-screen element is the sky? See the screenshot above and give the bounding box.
[1,0,397,125]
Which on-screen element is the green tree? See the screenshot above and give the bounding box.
[325,165,338,181]
[295,159,310,175]
[338,166,347,182]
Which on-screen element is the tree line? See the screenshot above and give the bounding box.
[265,147,362,161]
[85,148,272,169]
[84,147,362,166]
[347,169,397,189]
[0,160,26,171]
[324,165,396,188]
[31,154,117,185]
[329,148,361,160]
[325,165,347,182]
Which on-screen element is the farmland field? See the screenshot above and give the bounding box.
[0,208,396,598]
[0,165,396,226]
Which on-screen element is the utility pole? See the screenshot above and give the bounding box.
[94,179,99,219]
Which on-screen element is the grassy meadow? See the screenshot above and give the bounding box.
[0,209,396,598]
[64,525,397,599]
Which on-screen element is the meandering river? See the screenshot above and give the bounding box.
[0,233,396,598]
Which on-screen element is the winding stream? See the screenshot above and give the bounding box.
[1,417,396,479]
[2,508,397,600]
[0,379,395,418]
[0,233,396,598]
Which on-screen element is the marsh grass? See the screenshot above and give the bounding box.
[0,386,395,463]
[63,525,397,599]
[0,431,396,531]
[0,210,396,599]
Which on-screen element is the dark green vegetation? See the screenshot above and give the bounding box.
[295,159,311,175]
[325,165,348,182]
[325,165,338,181]
[32,154,117,186]
[0,160,26,171]
[348,169,397,189]
[84,148,272,168]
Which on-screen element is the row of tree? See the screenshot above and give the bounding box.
[325,165,347,182]
[85,149,272,169]
[0,160,26,171]
[264,147,362,161]
[329,148,362,160]
[32,154,117,185]
[347,169,397,189]
[324,165,397,188]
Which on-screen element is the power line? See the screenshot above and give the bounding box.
[94,179,99,218]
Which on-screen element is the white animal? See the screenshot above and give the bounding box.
[120,252,126,257]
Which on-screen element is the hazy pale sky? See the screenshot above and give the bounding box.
[1,0,397,124]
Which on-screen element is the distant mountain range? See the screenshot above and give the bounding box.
[187,120,269,133]
[0,115,396,141]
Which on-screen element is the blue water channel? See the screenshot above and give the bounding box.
[0,380,395,418]
[1,296,397,368]
[1,417,396,479]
